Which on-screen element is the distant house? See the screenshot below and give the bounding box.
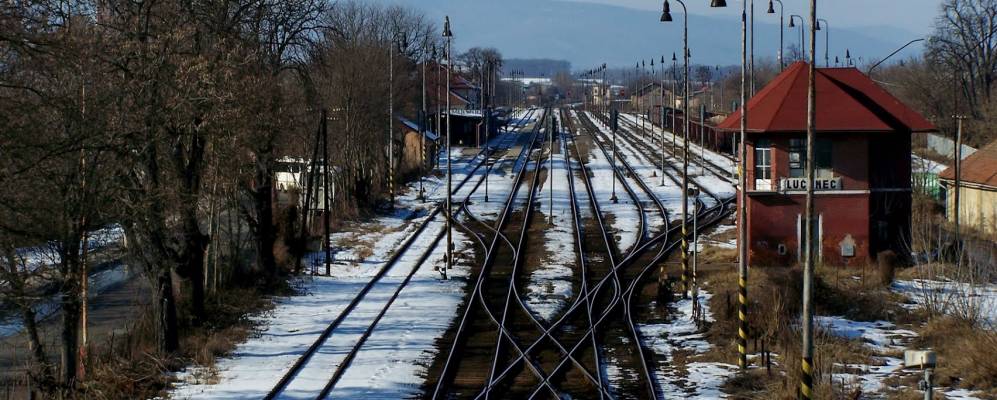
[274,157,335,233]
[912,155,947,200]
[939,141,997,236]
[398,116,439,176]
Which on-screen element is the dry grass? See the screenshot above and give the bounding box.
[700,262,914,400]
[75,284,276,399]
[912,317,997,396]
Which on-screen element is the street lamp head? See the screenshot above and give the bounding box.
[661,55,666,64]
[816,20,821,30]
[442,16,453,38]
[672,52,677,61]
[788,18,795,28]
[767,1,775,13]
[661,1,673,22]
[710,0,727,7]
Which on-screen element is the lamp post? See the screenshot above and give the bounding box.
[818,18,829,67]
[789,15,805,61]
[660,56,667,186]
[443,16,453,279]
[671,52,677,156]
[767,0,785,70]
[708,0,749,372]
[662,0,690,299]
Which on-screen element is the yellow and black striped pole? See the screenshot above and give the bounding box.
[738,274,748,369]
[800,0,818,398]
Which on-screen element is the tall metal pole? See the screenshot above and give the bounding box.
[954,116,964,266]
[676,0,691,300]
[771,0,785,70]
[672,53,678,155]
[819,18,829,67]
[420,53,427,201]
[801,0,818,398]
[660,56,667,187]
[750,0,756,96]
[435,46,442,171]
[388,33,395,210]
[443,17,453,278]
[323,110,331,276]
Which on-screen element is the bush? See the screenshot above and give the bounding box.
[877,250,898,287]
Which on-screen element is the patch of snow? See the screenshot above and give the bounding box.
[893,279,997,329]
[640,290,739,399]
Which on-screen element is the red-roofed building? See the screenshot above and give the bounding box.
[718,62,937,266]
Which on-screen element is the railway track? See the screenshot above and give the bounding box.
[263,108,541,400]
[277,105,736,399]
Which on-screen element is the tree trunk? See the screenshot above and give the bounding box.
[254,154,277,282]
[158,267,179,353]
[60,271,80,388]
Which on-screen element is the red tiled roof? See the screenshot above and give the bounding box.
[939,140,997,188]
[717,61,936,134]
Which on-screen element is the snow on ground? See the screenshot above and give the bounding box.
[623,114,736,202]
[696,223,736,251]
[626,113,736,178]
[172,111,536,400]
[817,314,987,399]
[525,120,575,322]
[569,111,641,254]
[893,279,997,329]
[640,290,739,399]
[815,316,914,396]
[586,111,686,225]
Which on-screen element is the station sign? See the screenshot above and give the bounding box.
[779,177,843,192]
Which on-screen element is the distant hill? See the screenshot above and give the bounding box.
[365,0,923,69]
[504,59,572,77]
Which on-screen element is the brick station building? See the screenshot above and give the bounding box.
[718,62,937,266]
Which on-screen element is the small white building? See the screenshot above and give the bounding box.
[274,157,336,214]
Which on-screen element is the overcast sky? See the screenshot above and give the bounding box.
[560,0,942,34]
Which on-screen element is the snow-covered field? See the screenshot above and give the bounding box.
[172,111,540,400]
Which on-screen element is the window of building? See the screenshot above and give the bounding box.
[755,138,773,190]
[789,138,833,178]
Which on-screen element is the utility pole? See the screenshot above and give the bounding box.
[954,115,964,267]
[801,0,818,398]
[420,51,428,201]
[710,0,749,371]
[443,16,454,279]
[322,110,331,276]
[388,32,396,210]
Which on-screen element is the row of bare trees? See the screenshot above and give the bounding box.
[0,0,439,396]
